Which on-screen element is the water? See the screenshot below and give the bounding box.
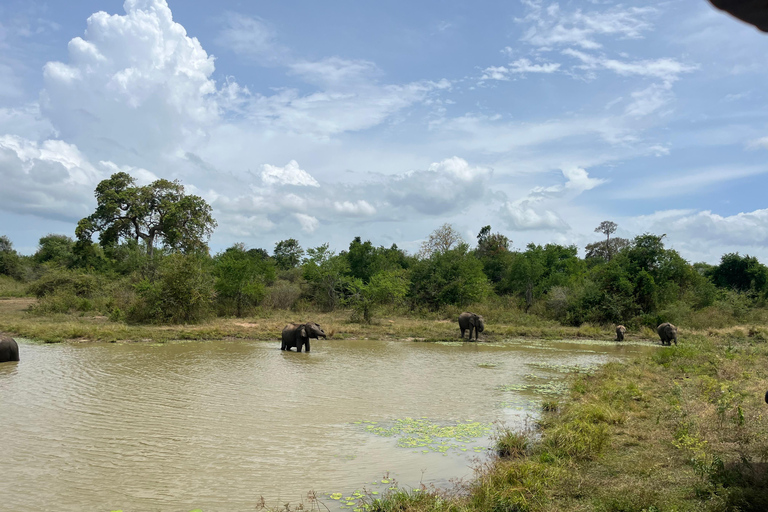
[0,337,648,511]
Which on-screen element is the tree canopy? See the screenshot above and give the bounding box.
[75,172,216,257]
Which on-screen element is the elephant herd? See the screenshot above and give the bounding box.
[614,322,678,346]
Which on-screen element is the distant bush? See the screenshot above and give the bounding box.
[27,269,102,299]
[264,280,303,310]
[127,254,214,324]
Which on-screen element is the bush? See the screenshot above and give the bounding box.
[127,254,214,324]
[264,280,303,310]
[27,269,102,298]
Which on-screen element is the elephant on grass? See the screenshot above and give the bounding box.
[281,322,326,352]
[0,334,19,363]
[459,312,485,341]
[615,325,626,341]
[657,323,678,346]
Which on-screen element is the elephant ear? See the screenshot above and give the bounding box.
[299,325,307,337]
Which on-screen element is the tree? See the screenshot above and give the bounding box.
[710,253,768,294]
[0,235,23,279]
[75,172,217,258]
[409,243,490,308]
[302,244,353,310]
[214,244,277,317]
[594,221,619,261]
[347,269,409,323]
[34,234,75,267]
[585,238,630,262]
[476,225,512,287]
[418,223,465,259]
[273,239,304,270]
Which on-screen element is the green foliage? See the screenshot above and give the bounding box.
[710,252,768,294]
[409,243,491,309]
[27,269,102,299]
[76,172,216,257]
[34,234,75,267]
[0,235,24,279]
[302,244,353,311]
[127,253,215,324]
[213,244,276,316]
[348,268,410,322]
[273,238,304,270]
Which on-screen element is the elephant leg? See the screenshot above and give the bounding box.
[281,341,287,350]
[460,328,465,338]
[306,339,311,352]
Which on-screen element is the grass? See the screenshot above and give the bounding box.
[0,297,657,344]
[360,331,768,512]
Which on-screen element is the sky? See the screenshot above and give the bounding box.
[1,0,767,263]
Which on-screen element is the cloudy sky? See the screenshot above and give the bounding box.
[1,0,767,262]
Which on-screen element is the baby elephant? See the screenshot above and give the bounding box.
[0,334,20,363]
[657,322,678,346]
[615,325,626,342]
[458,312,485,341]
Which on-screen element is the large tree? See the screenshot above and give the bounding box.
[76,172,216,257]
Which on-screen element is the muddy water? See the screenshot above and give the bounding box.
[0,337,650,512]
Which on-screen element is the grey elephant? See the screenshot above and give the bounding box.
[0,334,20,363]
[458,312,485,341]
[281,322,326,352]
[615,325,626,342]
[657,322,678,346]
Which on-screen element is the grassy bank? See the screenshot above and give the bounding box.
[370,330,768,512]
[0,297,651,344]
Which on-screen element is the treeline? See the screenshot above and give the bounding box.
[1,172,767,328]
[2,223,768,328]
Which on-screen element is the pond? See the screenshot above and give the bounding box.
[0,337,651,511]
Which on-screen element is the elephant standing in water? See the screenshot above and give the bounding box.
[615,325,626,341]
[0,334,19,363]
[281,322,326,352]
[459,312,485,341]
[657,323,678,346]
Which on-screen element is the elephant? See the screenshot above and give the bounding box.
[615,325,626,342]
[281,322,326,352]
[0,334,19,363]
[657,322,678,346]
[458,312,485,341]
[765,390,768,404]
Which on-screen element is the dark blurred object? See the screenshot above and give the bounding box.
[709,0,768,32]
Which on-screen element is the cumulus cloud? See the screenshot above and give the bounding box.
[294,212,320,233]
[40,0,218,159]
[497,165,605,232]
[0,135,105,220]
[500,199,570,231]
[261,160,320,187]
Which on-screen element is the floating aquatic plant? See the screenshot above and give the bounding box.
[361,417,492,453]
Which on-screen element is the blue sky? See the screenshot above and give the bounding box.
[1,0,767,263]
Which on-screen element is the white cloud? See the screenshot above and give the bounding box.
[289,57,382,88]
[0,135,106,220]
[480,59,560,80]
[40,0,218,159]
[215,13,287,64]
[519,1,657,50]
[332,200,376,216]
[747,136,768,150]
[562,166,605,192]
[295,213,320,233]
[500,199,569,231]
[562,49,696,83]
[261,160,320,187]
[625,83,673,117]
